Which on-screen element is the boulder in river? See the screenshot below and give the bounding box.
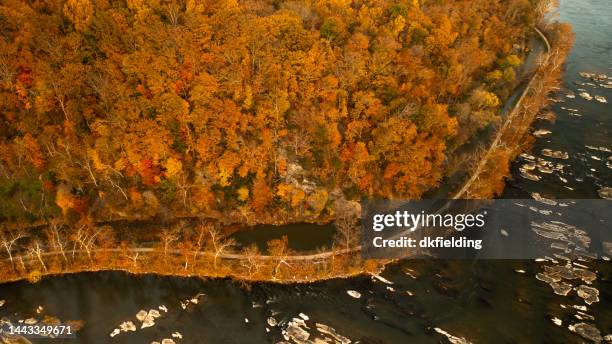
[533,129,552,137]
[568,322,602,343]
[141,316,156,329]
[316,323,351,344]
[346,290,361,299]
[522,162,536,171]
[541,149,569,160]
[371,273,394,285]
[136,310,148,322]
[434,328,471,344]
[576,285,599,305]
[597,187,612,200]
[284,318,310,343]
[542,264,596,283]
[520,170,541,181]
[181,293,205,309]
[538,165,554,174]
[579,92,593,100]
[148,309,161,318]
[119,321,136,332]
[267,317,278,327]
[550,281,572,296]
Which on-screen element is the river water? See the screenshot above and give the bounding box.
[1,1,611,343]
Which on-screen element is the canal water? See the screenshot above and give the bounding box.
[0,0,610,343]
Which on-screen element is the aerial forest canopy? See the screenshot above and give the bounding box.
[0,0,538,224]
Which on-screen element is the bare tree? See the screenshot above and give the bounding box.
[72,224,103,262]
[124,250,141,268]
[0,228,26,268]
[334,204,359,251]
[289,129,310,156]
[77,158,98,187]
[28,240,48,272]
[240,244,262,278]
[160,226,180,264]
[176,176,193,208]
[48,220,68,263]
[267,236,292,279]
[206,225,235,268]
[107,176,128,200]
[192,222,209,266]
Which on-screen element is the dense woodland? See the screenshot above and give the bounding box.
[1,0,540,225]
[0,0,576,284]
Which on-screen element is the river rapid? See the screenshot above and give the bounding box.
[1,1,611,343]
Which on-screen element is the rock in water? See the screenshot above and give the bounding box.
[267,317,278,327]
[315,323,351,344]
[550,281,572,296]
[141,316,155,329]
[434,328,472,344]
[541,149,569,160]
[579,92,593,100]
[136,310,148,322]
[346,290,361,299]
[568,323,602,343]
[533,129,552,137]
[598,187,612,200]
[285,319,310,343]
[371,273,394,285]
[148,309,161,318]
[576,285,599,305]
[119,321,136,332]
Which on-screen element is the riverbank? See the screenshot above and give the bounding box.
[0,245,388,285]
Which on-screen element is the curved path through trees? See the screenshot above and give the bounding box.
[450,26,550,200]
